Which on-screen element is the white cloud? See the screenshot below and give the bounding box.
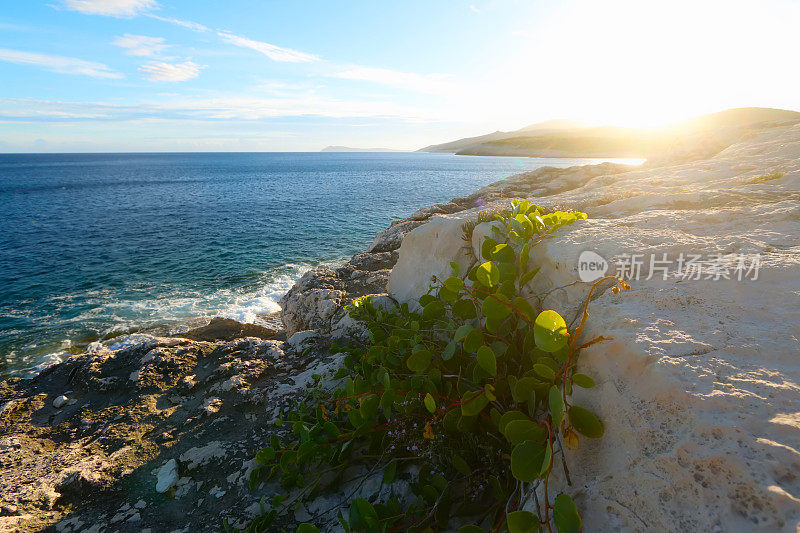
[145,14,210,32]
[0,48,123,79]
[217,32,320,63]
[144,13,319,64]
[470,5,481,13]
[62,0,157,17]
[138,61,204,82]
[335,66,452,95]
[112,34,169,57]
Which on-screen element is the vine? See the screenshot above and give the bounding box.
[232,200,629,533]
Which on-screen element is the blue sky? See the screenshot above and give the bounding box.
[0,0,798,152]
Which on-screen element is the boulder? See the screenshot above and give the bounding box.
[178,317,282,342]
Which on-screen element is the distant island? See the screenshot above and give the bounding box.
[418,107,800,159]
[320,146,409,152]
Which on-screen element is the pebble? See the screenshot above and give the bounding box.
[53,395,68,409]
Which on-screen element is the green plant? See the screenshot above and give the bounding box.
[233,200,629,533]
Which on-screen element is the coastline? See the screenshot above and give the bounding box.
[2,120,800,531]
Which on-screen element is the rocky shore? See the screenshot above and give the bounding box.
[1,117,799,532]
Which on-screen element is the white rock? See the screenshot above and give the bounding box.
[52,395,68,409]
[286,330,320,352]
[155,459,179,493]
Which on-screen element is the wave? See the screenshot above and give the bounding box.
[7,257,348,376]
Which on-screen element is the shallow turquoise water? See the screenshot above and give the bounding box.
[0,152,640,374]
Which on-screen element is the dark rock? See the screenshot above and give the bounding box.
[179,317,284,342]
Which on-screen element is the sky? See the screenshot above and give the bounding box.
[0,0,798,152]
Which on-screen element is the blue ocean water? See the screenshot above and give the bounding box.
[0,152,640,375]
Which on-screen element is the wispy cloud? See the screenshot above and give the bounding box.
[216,32,320,63]
[0,48,123,79]
[335,66,452,95]
[112,34,169,57]
[142,12,320,64]
[145,14,210,32]
[0,95,430,122]
[61,0,157,17]
[470,5,481,13]
[139,61,204,82]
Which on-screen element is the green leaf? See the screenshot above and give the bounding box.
[481,237,498,261]
[499,410,529,433]
[460,390,489,417]
[553,493,582,533]
[540,441,552,476]
[511,439,547,482]
[255,446,275,465]
[452,453,471,476]
[572,373,595,388]
[444,276,465,292]
[450,261,461,276]
[503,419,546,445]
[452,298,477,319]
[442,341,457,361]
[476,345,497,376]
[424,393,436,414]
[296,524,320,533]
[568,406,604,438]
[481,293,512,320]
[453,324,473,342]
[512,377,539,403]
[549,385,564,428]
[347,409,364,429]
[512,296,536,321]
[519,266,541,288]
[419,294,436,307]
[519,242,530,270]
[337,510,351,533]
[534,310,569,353]
[380,389,395,413]
[476,261,500,287]
[323,422,339,440]
[406,348,432,373]
[359,394,379,421]
[492,243,516,263]
[382,460,397,485]
[507,510,539,533]
[422,300,446,320]
[458,526,485,533]
[439,286,459,302]
[533,364,555,381]
[553,345,569,363]
[463,328,483,353]
[349,498,379,529]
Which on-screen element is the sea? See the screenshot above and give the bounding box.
[0,152,642,375]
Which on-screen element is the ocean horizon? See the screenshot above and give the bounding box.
[0,152,642,376]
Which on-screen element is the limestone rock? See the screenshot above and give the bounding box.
[155,459,179,493]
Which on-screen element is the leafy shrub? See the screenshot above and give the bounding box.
[233,200,629,533]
